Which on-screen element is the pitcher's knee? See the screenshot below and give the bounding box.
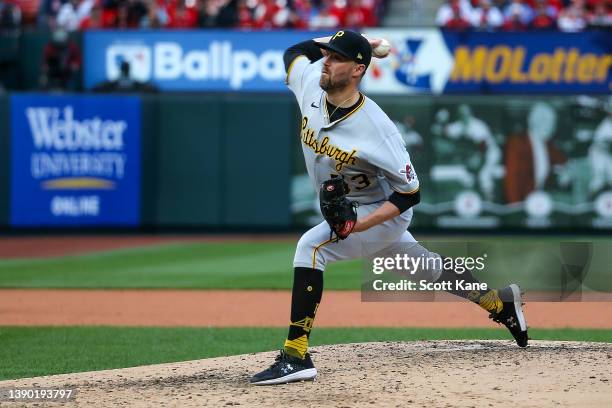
[294,234,329,271]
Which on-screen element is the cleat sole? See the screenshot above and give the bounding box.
[509,284,527,332]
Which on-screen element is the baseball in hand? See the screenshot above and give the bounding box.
[372,39,391,58]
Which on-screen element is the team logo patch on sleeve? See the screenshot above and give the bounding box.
[399,164,416,182]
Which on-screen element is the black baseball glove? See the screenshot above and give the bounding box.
[319,178,358,240]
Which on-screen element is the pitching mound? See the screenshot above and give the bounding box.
[2,341,611,407]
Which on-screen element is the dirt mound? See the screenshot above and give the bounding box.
[1,341,611,407]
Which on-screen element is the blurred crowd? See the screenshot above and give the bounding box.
[0,0,387,30]
[436,0,612,31]
[3,0,610,31]
[1,0,608,92]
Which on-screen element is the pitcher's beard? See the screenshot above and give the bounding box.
[319,73,349,91]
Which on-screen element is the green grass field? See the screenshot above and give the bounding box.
[0,239,609,290]
[2,326,612,380]
[0,242,311,289]
[1,238,610,381]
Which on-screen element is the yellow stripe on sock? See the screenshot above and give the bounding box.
[289,316,315,333]
[287,336,307,345]
[479,289,503,313]
[284,335,309,359]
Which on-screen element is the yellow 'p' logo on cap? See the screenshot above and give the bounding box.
[357,53,362,60]
[332,31,345,41]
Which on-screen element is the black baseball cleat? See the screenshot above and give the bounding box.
[250,350,317,385]
[489,284,528,347]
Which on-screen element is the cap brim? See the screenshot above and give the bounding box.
[315,42,354,61]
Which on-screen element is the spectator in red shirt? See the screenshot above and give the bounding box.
[361,0,379,24]
[327,0,346,25]
[240,0,285,29]
[547,0,564,14]
[167,0,198,28]
[344,0,377,28]
[436,0,472,27]
[530,1,555,29]
[80,2,104,29]
[444,2,472,29]
[236,0,254,27]
[100,0,118,27]
[587,1,611,28]
[586,0,605,10]
[290,0,315,29]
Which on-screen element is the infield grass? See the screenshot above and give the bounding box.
[0,239,610,290]
[1,326,612,380]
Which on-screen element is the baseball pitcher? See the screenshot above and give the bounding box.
[250,30,528,386]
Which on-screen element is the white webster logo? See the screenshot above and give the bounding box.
[106,44,152,82]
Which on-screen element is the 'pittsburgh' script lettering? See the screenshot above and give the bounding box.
[300,116,357,171]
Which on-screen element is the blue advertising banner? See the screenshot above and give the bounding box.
[10,94,141,226]
[443,31,611,94]
[83,30,329,91]
[362,29,611,95]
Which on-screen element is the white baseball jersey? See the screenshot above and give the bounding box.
[287,56,420,206]
[288,54,441,282]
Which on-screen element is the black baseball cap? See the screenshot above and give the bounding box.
[316,30,372,68]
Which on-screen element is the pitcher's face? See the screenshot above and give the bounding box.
[320,51,364,92]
